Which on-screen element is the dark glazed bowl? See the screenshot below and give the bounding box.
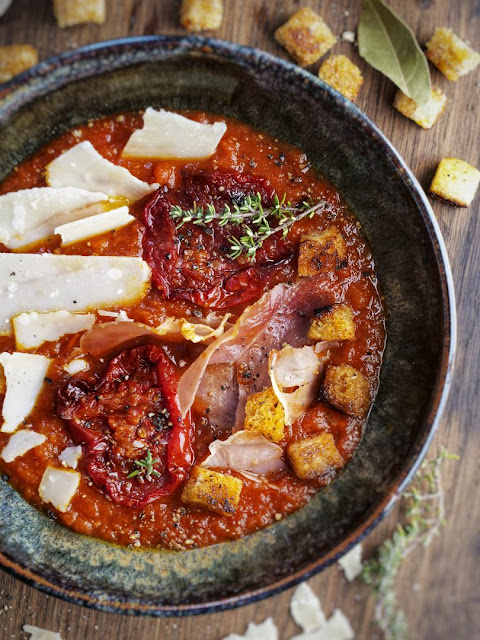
[0,36,455,616]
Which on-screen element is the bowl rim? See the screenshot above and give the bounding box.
[0,34,456,617]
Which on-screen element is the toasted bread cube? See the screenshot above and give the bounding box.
[318,55,364,102]
[244,387,285,443]
[429,158,480,207]
[180,0,223,32]
[393,86,447,129]
[308,303,355,341]
[274,8,336,67]
[426,27,480,81]
[181,466,242,516]
[323,364,371,418]
[0,45,38,84]
[287,432,344,480]
[53,0,106,28]
[298,226,347,277]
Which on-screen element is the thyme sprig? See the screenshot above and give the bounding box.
[361,449,459,640]
[169,193,326,260]
[127,449,161,480]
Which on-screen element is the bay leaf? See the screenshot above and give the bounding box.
[358,0,431,106]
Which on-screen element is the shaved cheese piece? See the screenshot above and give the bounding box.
[290,583,327,632]
[63,358,89,375]
[338,544,363,582]
[222,618,278,640]
[291,610,354,640]
[269,345,329,425]
[122,108,227,159]
[46,141,158,201]
[0,352,50,433]
[13,310,95,349]
[0,254,151,335]
[59,445,83,469]
[156,313,231,343]
[38,465,80,512]
[0,429,46,462]
[0,187,108,250]
[97,309,133,322]
[23,625,63,640]
[55,205,134,246]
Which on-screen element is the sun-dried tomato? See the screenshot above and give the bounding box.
[57,345,193,508]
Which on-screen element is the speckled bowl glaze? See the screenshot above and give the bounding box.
[0,37,455,616]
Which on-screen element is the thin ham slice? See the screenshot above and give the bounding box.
[177,274,342,419]
[201,431,286,474]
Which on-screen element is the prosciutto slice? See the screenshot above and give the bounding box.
[201,431,286,474]
[177,274,343,419]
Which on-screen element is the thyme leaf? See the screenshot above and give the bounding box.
[127,449,161,480]
[169,193,326,260]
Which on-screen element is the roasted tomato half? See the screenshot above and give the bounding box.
[57,345,193,508]
[142,170,293,308]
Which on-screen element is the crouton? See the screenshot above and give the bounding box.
[0,45,38,84]
[274,7,336,67]
[181,466,242,516]
[323,364,371,418]
[287,432,344,480]
[426,27,480,82]
[53,0,106,27]
[318,55,364,102]
[180,0,223,32]
[298,226,347,277]
[308,303,355,342]
[428,158,480,207]
[393,86,447,129]
[244,387,285,443]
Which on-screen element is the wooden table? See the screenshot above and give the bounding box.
[0,1,478,639]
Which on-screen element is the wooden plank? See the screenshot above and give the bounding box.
[0,1,478,638]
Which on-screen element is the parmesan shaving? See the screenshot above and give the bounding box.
[54,205,135,246]
[156,313,231,343]
[338,544,363,581]
[291,609,354,640]
[122,108,227,159]
[290,583,327,632]
[63,358,89,375]
[46,141,158,201]
[38,466,80,512]
[23,625,64,640]
[59,445,83,469]
[222,617,278,640]
[0,352,50,433]
[13,310,95,350]
[0,429,46,462]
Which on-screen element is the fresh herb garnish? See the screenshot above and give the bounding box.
[127,449,161,480]
[361,449,459,640]
[169,193,326,260]
[358,0,431,106]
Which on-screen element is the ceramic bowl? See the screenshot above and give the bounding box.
[0,36,455,616]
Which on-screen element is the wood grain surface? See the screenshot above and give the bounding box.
[0,1,479,639]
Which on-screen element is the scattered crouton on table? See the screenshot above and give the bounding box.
[426,27,480,81]
[180,0,223,32]
[0,44,38,83]
[181,466,243,516]
[287,432,344,480]
[319,55,364,101]
[323,364,371,418]
[298,226,347,277]
[429,158,480,207]
[274,7,336,67]
[53,0,106,28]
[308,303,355,342]
[244,387,285,443]
[393,86,447,129]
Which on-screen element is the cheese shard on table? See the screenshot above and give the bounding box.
[59,445,83,469]
[338,543,363,581]
[0,352,50,433]
[0,429,46,462]
[290,582,327,632]
[291,610,355,640]
[122,108,227,159]
[38,466,80,512]
[0,186,108,250]
[222,617,278,640]
[13,310,96,350]
[54,205,134,245]
[0,253,151,335]
[23,624,64,640]
[46,141,158,201]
